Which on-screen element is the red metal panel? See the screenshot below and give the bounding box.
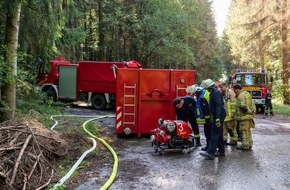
[115,68,196,138]
[115,69,140,135]
[137,69,172,138]
[170,70,196,119]
[77,61,126,94]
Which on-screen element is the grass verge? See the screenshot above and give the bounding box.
[273,100,290,116]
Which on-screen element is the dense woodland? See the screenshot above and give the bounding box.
[0,0,289,121]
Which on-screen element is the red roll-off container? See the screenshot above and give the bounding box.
[115,68,196,138]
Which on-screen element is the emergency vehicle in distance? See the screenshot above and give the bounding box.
[36,56,141,110]
[230,68,270,113]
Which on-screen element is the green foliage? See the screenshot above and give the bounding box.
[0,0,222,80]
[0,45,17,85]
[16,85,67,126]
[0,45,6,84]
[84,121,100,136]
[273,100,290,116]
[48,184,66,190]
[224,0,289,104]
[1,0,236,120]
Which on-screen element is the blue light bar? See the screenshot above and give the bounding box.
[260,68,265,73]
[236,69,241,73]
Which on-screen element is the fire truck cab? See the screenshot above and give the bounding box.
[230,69,269,113]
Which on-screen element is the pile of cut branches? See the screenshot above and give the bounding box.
[0,119,69,190]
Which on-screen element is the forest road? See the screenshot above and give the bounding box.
[67,106,290,190]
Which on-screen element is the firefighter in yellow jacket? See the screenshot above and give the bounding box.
[219,82,238,145]
[233,83,256,150]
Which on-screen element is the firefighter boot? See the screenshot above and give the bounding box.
[270,111,274,116]
[195,137,201,147]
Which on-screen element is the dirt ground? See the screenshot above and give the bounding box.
[64,107,290,190]
[1,106,290,190]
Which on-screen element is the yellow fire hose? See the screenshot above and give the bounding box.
[50,115,118,190]
[82,115,119,190]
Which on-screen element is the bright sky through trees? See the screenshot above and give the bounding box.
[211,0,232,36]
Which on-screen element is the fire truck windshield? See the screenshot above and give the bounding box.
[234,73,268,86]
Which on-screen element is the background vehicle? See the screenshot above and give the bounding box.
[36,56,141,109]
[230,69,270,113]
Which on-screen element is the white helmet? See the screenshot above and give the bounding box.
[196,87,203,92]
[201,79,215,88]
[186,85,198,94]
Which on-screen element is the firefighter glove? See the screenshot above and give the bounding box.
[240,106,248,113]
[215,119,221,127]
[230,113,235,118]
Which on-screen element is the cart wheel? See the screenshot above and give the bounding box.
[153,141,159,153]
[159,149,165,155]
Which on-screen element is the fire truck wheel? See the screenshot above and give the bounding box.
[91,94,107,110]
[260,107,265,114]
[43,87,57,102]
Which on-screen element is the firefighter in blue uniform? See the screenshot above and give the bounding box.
[173,96,201,146]
[186,85,211,151]
[265,88,274,116]
[199,79,226,160]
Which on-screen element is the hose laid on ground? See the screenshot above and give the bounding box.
[51,137,97,190]
[82,115,118,190]
[49,114,118,190]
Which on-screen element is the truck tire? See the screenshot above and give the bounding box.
[260,107,265,114]
[43,87,57,102]
[92,94,107,110]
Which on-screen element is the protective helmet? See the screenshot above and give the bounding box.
[233,83,242,90]
[196,87,203,92]
[186,85,198,94]
[201,79,215,88]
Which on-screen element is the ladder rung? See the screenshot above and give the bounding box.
[123,83,136,127]
[124,86,136,89]
[124,104,135,106]
[124,113,135,116]
[124,122,135,125]
[124,95,135,98]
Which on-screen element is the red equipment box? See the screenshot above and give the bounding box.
[115,68,196,138]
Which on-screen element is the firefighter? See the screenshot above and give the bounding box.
[219,82,238,145]
[265,88,274,116]
[199,79,226,160]
[186,85,211,151]
[173,96,201,146]
[233,83,256,150]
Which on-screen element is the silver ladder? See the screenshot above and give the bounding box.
[123,84,137,126]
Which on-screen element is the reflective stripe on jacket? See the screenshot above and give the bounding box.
[225,101,236,121]
[236,90,255,121]
[224,88,236,122]
[196,90,210,124]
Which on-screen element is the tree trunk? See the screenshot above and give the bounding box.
[1,1,21,121]
[98,0,105,61]
[281,0,290,105]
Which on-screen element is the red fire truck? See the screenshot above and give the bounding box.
[36,56,141,109]
[230,69,270,113]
